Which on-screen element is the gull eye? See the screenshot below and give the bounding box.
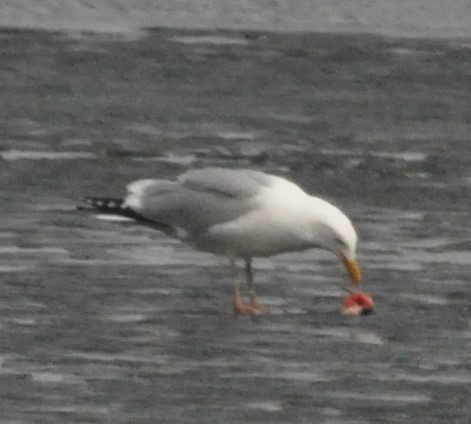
[334,236,347,248]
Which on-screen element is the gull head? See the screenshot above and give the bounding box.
[304,197,361,285]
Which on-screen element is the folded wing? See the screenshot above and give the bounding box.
[124,168,274,235]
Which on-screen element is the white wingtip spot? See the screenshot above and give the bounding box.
[124,179,155,209]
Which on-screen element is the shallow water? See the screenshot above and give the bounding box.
[1,0,471,38]
[0,28,470,423]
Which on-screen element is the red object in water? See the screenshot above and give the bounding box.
[342,291,374,316]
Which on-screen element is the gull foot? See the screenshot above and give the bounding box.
[233,298,269,316]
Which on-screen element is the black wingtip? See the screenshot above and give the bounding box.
[79,196,174,233]
[80,197,125,213]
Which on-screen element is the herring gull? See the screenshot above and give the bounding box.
[83,167,361,314]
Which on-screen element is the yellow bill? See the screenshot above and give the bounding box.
[342,256,362,285]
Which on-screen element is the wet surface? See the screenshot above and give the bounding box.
[0,28,470,423]
[2,0,471,38]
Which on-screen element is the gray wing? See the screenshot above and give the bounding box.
[179,168,273,198]
[125,168,274,233]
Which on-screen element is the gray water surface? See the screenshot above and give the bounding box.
[1,0,471,38]
[0,29,470,423]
